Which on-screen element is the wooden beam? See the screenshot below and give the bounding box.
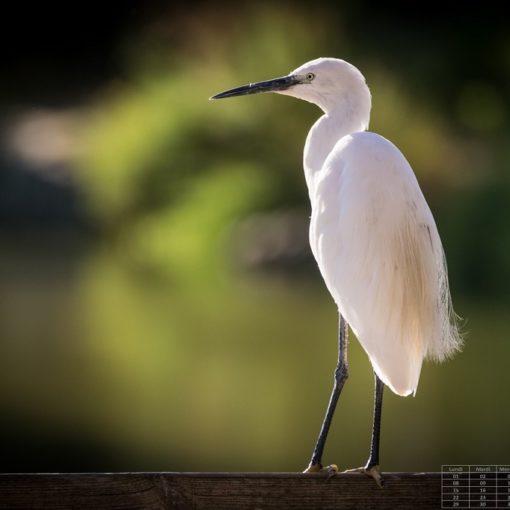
[0,472,441,509]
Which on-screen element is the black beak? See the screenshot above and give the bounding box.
[210,75,301,100]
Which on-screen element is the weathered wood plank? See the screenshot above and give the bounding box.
[0,472,441,509]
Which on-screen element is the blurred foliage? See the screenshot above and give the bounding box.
[75,3,510,297]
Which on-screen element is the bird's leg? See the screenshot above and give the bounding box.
[366,373,384,472]
[344,372,385,487]
[303,315,348,474]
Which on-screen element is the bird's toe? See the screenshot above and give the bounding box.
[303,462,322,473]
[343,465,384,488]
[303,463,339,477]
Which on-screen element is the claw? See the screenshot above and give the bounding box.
[325,464,339,480]
[365,465,384,487]
[343,465,384,488]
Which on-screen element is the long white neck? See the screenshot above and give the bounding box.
[303,92,371,197]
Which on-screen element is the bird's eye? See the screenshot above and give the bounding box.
[306,73,315,81]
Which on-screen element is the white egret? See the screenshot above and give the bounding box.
[211,58,462,485]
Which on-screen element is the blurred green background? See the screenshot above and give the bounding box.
[1,2,509,472]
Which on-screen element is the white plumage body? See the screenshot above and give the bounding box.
[309,131,456,395]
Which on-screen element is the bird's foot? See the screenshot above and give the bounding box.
[303,462,339,479]
[343,464,384,488]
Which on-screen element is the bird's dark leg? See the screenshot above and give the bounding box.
[344,372,385,487]
[366,372,384,472]
[304,315,348,473]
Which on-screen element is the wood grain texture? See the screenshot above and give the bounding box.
[0,472,442,509]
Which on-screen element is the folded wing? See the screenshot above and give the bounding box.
[310,132,462,396]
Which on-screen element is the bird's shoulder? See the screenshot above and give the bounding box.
[330,131,404,162]
[314,130,426,219]
[320,130,415,184]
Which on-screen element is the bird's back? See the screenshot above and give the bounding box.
[309,131,461,396]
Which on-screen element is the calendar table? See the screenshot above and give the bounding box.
[442,465,510,508]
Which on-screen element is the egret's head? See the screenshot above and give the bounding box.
[211,57,371,116]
